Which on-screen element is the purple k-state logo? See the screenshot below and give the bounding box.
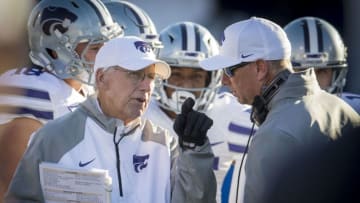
[133,154,150,173]
[41,7,78,36]
[134,41,152,54]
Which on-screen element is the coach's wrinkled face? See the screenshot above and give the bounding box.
[96,65,158,124]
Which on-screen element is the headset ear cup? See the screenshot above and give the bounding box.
[251,95,268,125]
[251,70,291,125]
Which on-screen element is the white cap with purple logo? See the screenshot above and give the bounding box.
[93,36,170,83]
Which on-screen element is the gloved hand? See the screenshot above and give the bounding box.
[173,97,213,149]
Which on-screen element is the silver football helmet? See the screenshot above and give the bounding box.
[28,0,123,84]
[155,21,222,114]
[284,16,348,93]
[103,0,162,49]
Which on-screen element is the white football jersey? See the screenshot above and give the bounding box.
[341,92,360,114]
[0,67,87,125]
[144,92,255,203]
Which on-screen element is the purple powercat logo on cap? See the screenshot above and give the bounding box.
[134,41,152,54]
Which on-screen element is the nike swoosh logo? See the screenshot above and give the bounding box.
[241,53,254,58]
[78,158,95,167]
[210,141,224,147]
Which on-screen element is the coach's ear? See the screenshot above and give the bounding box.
[255,59,268,82]
[95,68,106,87]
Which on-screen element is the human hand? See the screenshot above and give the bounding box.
[173,98,213,149]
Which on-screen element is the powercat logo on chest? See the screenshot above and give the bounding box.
[133,154,150,173]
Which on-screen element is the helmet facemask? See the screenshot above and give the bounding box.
[327,67,348,94]
[153,69,223,114]
[154,22,221,114]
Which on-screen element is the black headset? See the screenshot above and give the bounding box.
[235,69,291,203]
[250,69,291,125]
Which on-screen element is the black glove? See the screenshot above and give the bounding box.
[173,98,213,149]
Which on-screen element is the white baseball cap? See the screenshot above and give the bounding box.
[200,17,291,70]
[93,36,171,83]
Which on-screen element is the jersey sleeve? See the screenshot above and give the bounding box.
[341,92,360,114]
[0,68,54,124]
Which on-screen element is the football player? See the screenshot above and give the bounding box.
[103,0,162,51]
[0,0,122,198]
[284,16,360,114]
[144,21,256,202]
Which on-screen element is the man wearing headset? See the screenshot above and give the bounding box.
[200,17,360,203]
[144,21,255,203]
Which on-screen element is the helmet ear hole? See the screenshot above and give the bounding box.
[207,39,212,46]
[168,35,174,43]
[46,48,57,59]
[70,1,79,8]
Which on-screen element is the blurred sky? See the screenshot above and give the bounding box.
[0,0,36,73]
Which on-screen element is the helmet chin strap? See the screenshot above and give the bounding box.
[169,90,196,114]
